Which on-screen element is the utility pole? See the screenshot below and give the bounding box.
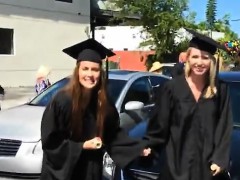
[90,0,95,39]
[90,17,96,39]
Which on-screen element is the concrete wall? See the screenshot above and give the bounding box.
[0,1,90,87]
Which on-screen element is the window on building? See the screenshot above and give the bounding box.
[55,0,72,3]
[0,28,14,55]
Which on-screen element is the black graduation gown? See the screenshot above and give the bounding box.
[40,91,145,180]
[144,75,232,180]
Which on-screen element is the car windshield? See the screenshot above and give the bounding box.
[228,81,240,125]
[29,78,126,106]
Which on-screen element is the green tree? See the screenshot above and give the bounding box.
[110,0,190,61]
[197,21,208,30]
[206,0,217,31]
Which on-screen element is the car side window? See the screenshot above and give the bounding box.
[149,76,169,100]
[149,76,169,87]
[121,77,152,111]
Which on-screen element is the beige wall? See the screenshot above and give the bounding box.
[0,0,89,16]
[0,1,90,87]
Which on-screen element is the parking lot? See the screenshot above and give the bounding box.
[0,87,36,110]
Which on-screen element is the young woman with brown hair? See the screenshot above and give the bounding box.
[40,39,150,180]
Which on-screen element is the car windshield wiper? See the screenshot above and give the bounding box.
[27,103,43,107]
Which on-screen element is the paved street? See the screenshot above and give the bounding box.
[0,87,36,110]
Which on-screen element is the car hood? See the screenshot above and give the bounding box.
[0,105,45,142]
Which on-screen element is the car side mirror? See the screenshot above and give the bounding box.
[125,101,144,111]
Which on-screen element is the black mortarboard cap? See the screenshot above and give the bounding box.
[185,28,228,55]
[62,38,116,64]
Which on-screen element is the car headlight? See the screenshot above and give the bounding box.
[32,140,42,155]
[103,152,116,178]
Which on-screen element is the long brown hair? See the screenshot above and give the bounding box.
[63,62,108,139]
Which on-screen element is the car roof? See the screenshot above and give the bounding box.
[219,71,240,82]
[161,63,176,67]
[108,69,168,81]
[65,69,170,81]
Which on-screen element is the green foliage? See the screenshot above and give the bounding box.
[111,0,189,60]
[108,0,239,64]
[206,0,217,29]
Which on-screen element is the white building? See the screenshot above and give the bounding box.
[95,26,152,51]
[0,0,90,86]
[175,28,225,45]
[95,26,225,52]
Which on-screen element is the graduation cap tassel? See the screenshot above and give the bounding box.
[105,57,109,81]
[216,51,220,76]
[216,51,220,89]
[216,51,221,113]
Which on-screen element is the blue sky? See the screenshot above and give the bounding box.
[188,0,240,36]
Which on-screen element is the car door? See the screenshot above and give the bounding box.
[119,77,154,131]
[149,75,170,101]
[127,75,170,138]
[228,81,240,180]
[118,76,169,180]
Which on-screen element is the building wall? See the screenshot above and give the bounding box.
[0,0,89,16]
[95,26,153,71]
[109,51,155,71]
[0,1,90,87]
[175,28,225,45]
[95,26,152,51]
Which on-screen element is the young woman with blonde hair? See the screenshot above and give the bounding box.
[144,29,232,180]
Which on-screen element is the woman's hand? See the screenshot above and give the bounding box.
[210,163,221,176]
[83,137,102,150]
[141,148,151,156]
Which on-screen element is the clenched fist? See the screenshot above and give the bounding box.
[83,137,102,150]
[210,163,221,176]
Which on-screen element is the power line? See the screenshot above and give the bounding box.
[231,19,240,22]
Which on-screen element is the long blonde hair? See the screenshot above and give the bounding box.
[184,47,217,98]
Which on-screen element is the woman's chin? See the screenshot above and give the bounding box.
[192,70,207,76]
[82,83,97,90]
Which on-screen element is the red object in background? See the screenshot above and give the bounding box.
[108,51,155,71]
[179,52,187,63]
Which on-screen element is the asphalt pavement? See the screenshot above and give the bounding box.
[0,87,36,110]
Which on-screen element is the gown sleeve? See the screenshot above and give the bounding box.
[143,81,173,149]
[40,92,83,180]
[211,82,233,169]
[104,103,147,169]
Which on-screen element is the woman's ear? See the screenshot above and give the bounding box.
[184,61,190,77]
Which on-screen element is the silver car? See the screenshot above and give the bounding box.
[0,70,170,179]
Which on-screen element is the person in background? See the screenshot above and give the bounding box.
[179,51,187,63]
[231,51,240,71]
[143,28,232,180]
[149,61,164,74]
[170,51,187,78]
[35,65,51,94]
[40,39,150,180]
